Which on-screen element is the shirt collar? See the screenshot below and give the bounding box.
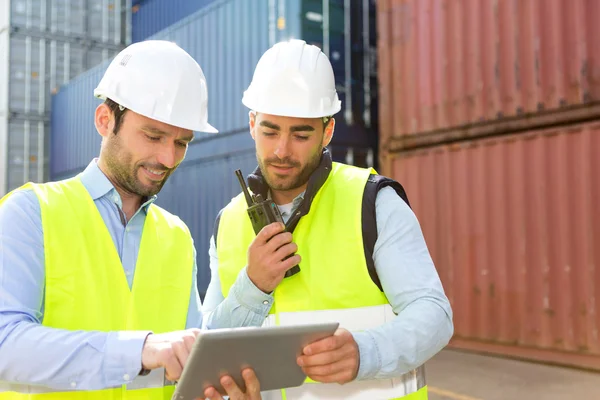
[267,190,305,207]
[292,192,305,207]
[79,159,157,213]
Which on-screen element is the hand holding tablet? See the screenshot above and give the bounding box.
[202,368,261,400]
[171,322,339,400]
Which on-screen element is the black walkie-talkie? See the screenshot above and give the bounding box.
[235,169,300,278]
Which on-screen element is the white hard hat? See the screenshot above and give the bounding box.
[94,40,217,133]
[242,39,341,118]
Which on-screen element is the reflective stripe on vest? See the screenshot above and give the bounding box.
[0,178,194,400]
[0,369,172,394]
[260,305,427,400]
[261,374,427,400]
[217,163,427,400]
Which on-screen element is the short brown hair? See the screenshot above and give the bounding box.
[104,98,128,134]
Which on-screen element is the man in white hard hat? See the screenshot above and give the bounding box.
[202,39,454,399]
[0,40,260,400]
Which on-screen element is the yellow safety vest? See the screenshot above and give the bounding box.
[217,162,428,400]
[0,177,194,400]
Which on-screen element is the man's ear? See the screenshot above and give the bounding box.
[249,111,257,140]
[322,118,335,147]
[95,103,114,138]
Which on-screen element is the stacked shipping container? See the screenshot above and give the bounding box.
[394,124,600,370]
[377,0,600,369]
[377,0,600,146]
[0,0,130,196]
[50,0,378,299]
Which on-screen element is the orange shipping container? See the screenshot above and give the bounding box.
[377,0,600,142]
[388,122,600,370]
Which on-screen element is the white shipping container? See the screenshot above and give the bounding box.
[6,118,48,189]
[10,0,125,44]
[8,36,120,114]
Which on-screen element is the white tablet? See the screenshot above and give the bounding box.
[171,322,339,400]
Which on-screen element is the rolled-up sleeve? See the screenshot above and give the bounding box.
[202,236,273,329]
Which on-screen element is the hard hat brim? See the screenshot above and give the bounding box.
[94,92,219,134]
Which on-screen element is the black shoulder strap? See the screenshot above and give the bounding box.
[362,174,411,292]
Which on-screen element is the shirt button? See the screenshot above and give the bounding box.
[126,270,132,276]
[70,382,77,388]
[123,374,131,381]
[263,300,269,305]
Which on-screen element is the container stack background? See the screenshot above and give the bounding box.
[0,0,130,195]
[48,0,378,301]
[377,0,600,370]
[7,0,599,372]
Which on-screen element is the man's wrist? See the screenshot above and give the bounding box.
[139,332,154,376]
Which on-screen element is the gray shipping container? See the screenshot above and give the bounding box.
[0,0,131,195]
[50,0,377,298]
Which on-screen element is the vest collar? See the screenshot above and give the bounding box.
[247,148,333,232]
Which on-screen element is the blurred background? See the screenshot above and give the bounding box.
[1,0,599,398]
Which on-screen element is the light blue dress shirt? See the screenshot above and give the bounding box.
[202,186,454,380]
[0,160,203,392]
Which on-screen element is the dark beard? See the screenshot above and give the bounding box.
[108,159,171,197]
[103,136,172,197]
[258,146,322,191]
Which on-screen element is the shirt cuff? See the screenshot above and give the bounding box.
[104,330,152,387]
[352,331,381,380]
[230,266,274,315]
